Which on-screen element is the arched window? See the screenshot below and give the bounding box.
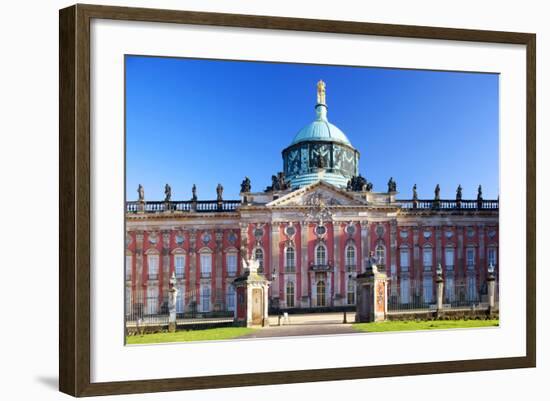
[286,281,295,308]
[316,280,326,307]
[315,244,327,265]
[345,245,356,271]
[347,280,355,305]
[445,248,455,270]
[254,248,264,272]
[423,246,433,271]
[147,254,159,281]
[399,248,409,272]
[226,252,237,276]
[200,250,212,278]
[285,246,295,272]
[174,254,185,278]
[375,244,386,266]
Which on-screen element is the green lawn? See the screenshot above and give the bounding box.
[126,327,256,344]
[353,319,499,333]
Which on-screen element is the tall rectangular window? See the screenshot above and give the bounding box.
[176,285,184,313]
[423,248,433,271]
[201,285,211,312]
[285,247,296,272]
[467,275,477,301]
[488,247,497,267]
[125,286,132,314]
[445,248,454,270]
[316,245,327,265]
[227,253,237,276]
[400,248,409,272]
[146,286,159,314]
[347,280,355,305]
[445,276,455,303]
[147,255,159,280]
[227,285,236,311]
[345,245,356,271]
[125,255,132,281]
[423,277,433,303]
[175,255,185,278]
[466,248,475,269]
[400,278,410,304]
[286,281,295,308]
[200,253,212,278]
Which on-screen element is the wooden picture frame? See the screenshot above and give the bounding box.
[59,3,536,397]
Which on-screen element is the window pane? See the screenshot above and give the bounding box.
[488,248,497,266]
[445,248,454,268]
[286,247,295,270]
[423,277,433,303]
[316,245,326,265]
[201,286,211,312]
[346,246,355,265]
[200,254,212,277]
[423,248,432,268]
[227,254,237,275]
[286,281,294,307]
[175,255,185,277]
[126,255,132,280]
[376,245,385,265]
[227,285,235,311]
[400,249,409,269]
[467,248,475,268]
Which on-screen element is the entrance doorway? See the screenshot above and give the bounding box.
[316,280,326,307]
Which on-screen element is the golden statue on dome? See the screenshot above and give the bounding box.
[317,80,326,105]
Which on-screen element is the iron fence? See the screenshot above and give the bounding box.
[387,278,498,313]
[125,288,235,330]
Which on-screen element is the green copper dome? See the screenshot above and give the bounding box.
[290,103,352,146]
[282,81,360,189]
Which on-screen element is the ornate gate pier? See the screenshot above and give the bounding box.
[233,259,270,327]
[356,253,388,322]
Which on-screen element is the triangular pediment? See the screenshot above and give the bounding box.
[266,181,366,207]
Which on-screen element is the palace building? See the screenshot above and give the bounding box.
[125,81,499,316]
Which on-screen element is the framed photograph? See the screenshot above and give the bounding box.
[59,4,536,397]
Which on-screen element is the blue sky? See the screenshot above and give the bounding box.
[126,55,499,201]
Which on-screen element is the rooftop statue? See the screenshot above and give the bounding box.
[388,177,397,192]
[456,184,462,201]
[191,184,197,202]
[240,176,251,193]
[216,183,224,201]
[137,184,144,202]
[477,185,483,201]
[412,184,418,200]
[164,183,171,202]
[265,172,290,192]
[347,174,372,192]
[434,184,441,200]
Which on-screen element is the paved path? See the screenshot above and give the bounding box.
[239,313,359,338]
